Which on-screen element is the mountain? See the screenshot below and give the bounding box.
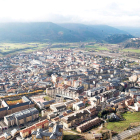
[0,22,81,42]
[59,23,130,42]
[115,27,140,37]
[105,34,134,44]
[122,38,140,49]
[0,22,133,43]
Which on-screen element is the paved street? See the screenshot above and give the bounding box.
[111,126,140,140]
[0,119,40,134]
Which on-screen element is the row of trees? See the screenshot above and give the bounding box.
[0,90,44,99]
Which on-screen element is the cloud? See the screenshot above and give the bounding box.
[0,0,140,26]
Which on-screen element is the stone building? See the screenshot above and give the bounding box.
[76,117,102,133]
[61,109,91,128]
[31,122,63,140]
[4,107,39,127]
[0,96,34,119]
[20,119,49,139]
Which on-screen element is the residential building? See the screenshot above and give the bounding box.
[20,119,49,138]
[76,117,102,133]
[0,96,34,119]
[61,109,91,128]
[31,122,63,140]
[4,107,39,127]
[50,103,66,112]
[73,101,85,111]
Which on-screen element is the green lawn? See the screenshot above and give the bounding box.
[44,96,52,101]
[85,44,109,51]
[0,42,49,55]
[63,131,81,140]
[107,112,140,133]
[122,49,140,53]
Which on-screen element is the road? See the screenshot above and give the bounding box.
[0,118,40,135]
[111,126,140,140]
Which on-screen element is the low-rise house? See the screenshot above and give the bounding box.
[110,97,126,105]
[61,109,91,128]
[87,86,106,97]
[129,88,139,93]
[68,86,84,94]
[64,100,76,109]
[107,113,120,121]
[36,100,55,109]
[130,92,140,98]
[3,132,12,140]
[93,133,102,140]
[11,128,19,137]
[125,99,134,106]
[135,101,140,111]
[0,96,34,119]
[86,106,97,116]
[99,74,110,80]
[100,68,108,74]
[47,112,56,120]
[4,107,39,127]
[106,97,117,104]
[31,122,63,140]
[89,96,100,107]
[76,117,102,133]
[100,89,119,102]
[63,110,73,116]
[73,101,85,111]
[108,69,114,74]
[50,103,66,112]
[20,119,49,139]
[0,136,6,140]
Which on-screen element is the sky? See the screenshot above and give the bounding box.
[0,0,140,27]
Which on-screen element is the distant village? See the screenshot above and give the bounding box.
[0,48,140,140]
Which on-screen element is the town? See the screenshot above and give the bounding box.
[0,47,140,140]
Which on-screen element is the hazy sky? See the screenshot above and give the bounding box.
[0,0,140,26]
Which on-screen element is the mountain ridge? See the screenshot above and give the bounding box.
[0,22,134,43]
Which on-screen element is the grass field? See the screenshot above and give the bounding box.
[0,42,49,55]
[44,96,52,101]
[63,131,81,140]
[0,42,80,56]
[121,48,140,53]
[85,44,109,51]
[107,112,140,133]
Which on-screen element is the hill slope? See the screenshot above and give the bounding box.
[115,26,140,37]
[0,22,133,43]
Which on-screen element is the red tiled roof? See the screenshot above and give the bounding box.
[20,119,49,134]
[20,125,36,133]
[0,136,5,140]
[35,119,49,127]
[138,101,140,104]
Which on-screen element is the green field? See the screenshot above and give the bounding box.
[122,48,140,53]
[107,112,140,133]
[0,42,49,55]
[44,96,52,101]
[0,42,80,56]
[85,44,109,51]
[63,131,81,140]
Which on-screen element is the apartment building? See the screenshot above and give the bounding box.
[61,109,91,128]
[20,119,49,139]
[31,122,63,140]
[4,107,39,127]
[76,117,102,133]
